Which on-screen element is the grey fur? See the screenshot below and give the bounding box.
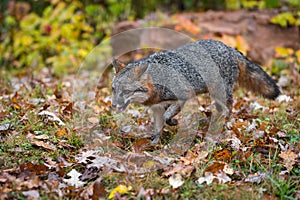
[111,39,280,144]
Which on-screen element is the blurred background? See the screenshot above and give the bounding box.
[0,0,299,76]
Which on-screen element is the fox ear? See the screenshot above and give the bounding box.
[134,64,149,80]
[112,57,126,74]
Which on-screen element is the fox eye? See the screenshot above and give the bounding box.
[123,90,132,95]
[112,86,115,93]
[134,87,148,93]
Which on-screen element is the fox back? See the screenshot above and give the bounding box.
[112,40,279,110]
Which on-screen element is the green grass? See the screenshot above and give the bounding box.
[1,72,299,200]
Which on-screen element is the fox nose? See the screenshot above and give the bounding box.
[111,102,117,108]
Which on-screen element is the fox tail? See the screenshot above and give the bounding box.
[236,52,280,100]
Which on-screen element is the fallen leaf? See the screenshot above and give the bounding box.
[196,150,209,161]
[88,117,99,124]
[31,140,56,151]
[275,46,294,58]
[75,150,97,164]
[205,162,225,173]
[22,190,40,199]
[169,174,184,189]
[181,150,197,165]
[276,131,287,138]
[223,163,234,175]
[137,187,152,199]
[196,172,215,185]
[236,35,249,55]
[213,149,231,161]
[80,167,100,181]
[174,16,201,35]
[132,138,151,153]
[120,125,132,133]
[250,102,267,111]
[63,169,85,188]
[226,137,242,150]
[33,134,49,140]
[163,163,194,177]
[215,171,232,183]
[277,95,291,103]
[92,181,107,199]
[13,103,21,110]
[279,150,298,171]
[244,171,266,183]
[44,156,57,168]
[38,110,65,126]
[296,50,300,64]
[55,129,68,137]
[19,162,49,175]
[108,184,132,199]
[0,123,10,131]
[87,156,126,172]
[63,102,73,115]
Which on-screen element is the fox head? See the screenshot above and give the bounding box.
[111,58,154,113]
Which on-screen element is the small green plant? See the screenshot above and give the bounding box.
[68,133,83,148]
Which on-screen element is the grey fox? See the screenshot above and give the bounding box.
[111,39,280,144]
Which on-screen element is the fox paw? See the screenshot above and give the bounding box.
[151,135,160,145]
[166,118,178,126]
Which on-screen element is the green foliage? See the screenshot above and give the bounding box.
[226,0,279,10]
[286,0,300,6]
[0,0,130,76]
[1,0,299,76]
[271,12,300,27]
[1,1,91,74]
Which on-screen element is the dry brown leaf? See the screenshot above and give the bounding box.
[88,117,99,124]
[213,149,231,161]
[163,163,194,177]
[181,150,197,165]
[63,102,73,115]
[31,140,56,151]
[205,162,225,173]
[132,138,151,153]
[34,134,49,140]
[279,150,298,171]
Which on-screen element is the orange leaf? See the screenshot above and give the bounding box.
[296,50,300,64]
[205,162,225,173]
[213,149,231,161]
[236,35,249,55]
[55,129,68,137]
[13,103,21,110]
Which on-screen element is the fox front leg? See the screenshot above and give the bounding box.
[150,104,165,144]
[164,101,185,126]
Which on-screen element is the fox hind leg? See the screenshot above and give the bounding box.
[164,101,185,126]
